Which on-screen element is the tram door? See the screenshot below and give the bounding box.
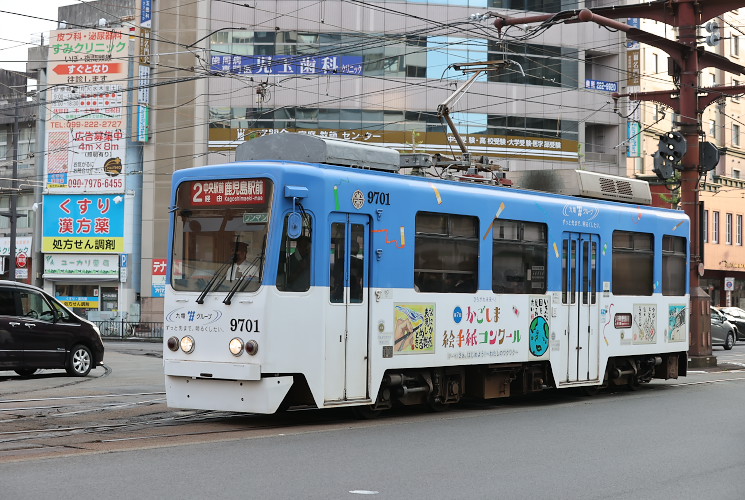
[562,233,600,383]
[325,214,370,402]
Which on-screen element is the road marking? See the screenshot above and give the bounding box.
[350,491,379,495]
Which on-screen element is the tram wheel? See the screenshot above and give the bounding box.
[352,405,383,420]
[426,397,451,412]
[627,377,642,391]
[581,385,601,397]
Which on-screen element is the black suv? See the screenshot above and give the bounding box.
[0,280,104,377]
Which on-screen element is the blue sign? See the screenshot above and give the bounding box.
[141,0,152,28]
[585,79,619,92]
[627,18,640,48]
[43,194,126,253]
[210,55,364,76]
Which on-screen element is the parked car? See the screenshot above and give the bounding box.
[711,307,736,350]
[719,306,745,341]
[0,280,104,377]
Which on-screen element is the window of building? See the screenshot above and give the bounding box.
[713,211,720,243]
[710,119,717,138]
[488,0,564,13]
[703,209,709,243]
[734,79,741,101]
[734,169,741,179]
[415,212,478,293]
[737,214,743,245]
[726,213,733,245]
[653,105,663,121]
[662,235,687,296]
[732,34,740,57]
[735,124,741,146]
[653,53,659,74]
[487,41,578,88]
[491,219,547,294]
[612,231,654,296]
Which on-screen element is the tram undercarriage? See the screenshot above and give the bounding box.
[281,351,687,412]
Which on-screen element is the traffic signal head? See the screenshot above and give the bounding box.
[658,131,687,163]
[652,151,676,180]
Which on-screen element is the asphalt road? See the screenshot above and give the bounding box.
[0,340,743,499]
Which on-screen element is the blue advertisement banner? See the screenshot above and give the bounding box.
[43,194,125,253]
[210,55,364,75]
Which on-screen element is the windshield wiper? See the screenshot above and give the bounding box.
[196,261,231,304]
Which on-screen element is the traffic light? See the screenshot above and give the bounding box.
[652,151,676,180]
[652,131,687,180]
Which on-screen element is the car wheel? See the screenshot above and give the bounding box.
[15,368,37,377]
[724,332,735,351]
[66,344,93,376]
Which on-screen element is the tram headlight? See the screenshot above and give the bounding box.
[180,335,195,354]
[167,336,179,352]
[229,337,244,356]
[245,339,259,356]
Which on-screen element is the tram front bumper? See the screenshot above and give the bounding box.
[164,359,292,413]
[165,373,293,414]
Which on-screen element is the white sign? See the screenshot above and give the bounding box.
[43,253,119,277]
[0,236,32,256]
[724,277,735,291]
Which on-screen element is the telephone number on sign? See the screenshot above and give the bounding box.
[68,178,123,189]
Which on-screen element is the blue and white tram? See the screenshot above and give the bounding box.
[164,133,690,414]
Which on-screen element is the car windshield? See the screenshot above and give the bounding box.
[171,179,273,293]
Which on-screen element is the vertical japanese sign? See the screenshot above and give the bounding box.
[152,259,167,297]
[626,19,641,87]
[626,50,640,86]
[140,0,153,28]
[627,122,641,157]
[42,194,125,253]
[44,29,129,193]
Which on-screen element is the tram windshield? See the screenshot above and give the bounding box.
[171,178,274,293]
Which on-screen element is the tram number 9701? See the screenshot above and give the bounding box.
[367,191,391,205]
[230,319,260,332]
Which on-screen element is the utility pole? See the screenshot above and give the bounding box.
[494,0,745,367]
[0,96,26,282]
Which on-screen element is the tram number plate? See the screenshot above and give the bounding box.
[230,319,260,332]
[367,191,391,205]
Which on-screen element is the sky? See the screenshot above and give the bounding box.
[0,1,71,74]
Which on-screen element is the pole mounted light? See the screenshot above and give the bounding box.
[652,131,687,180]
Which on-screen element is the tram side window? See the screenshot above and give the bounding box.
[662,235,687,296]
[414,212,478,293]
[612,231,653,296]
[276,215,312,292]
[492,220,548,294]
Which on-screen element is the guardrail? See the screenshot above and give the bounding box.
[93,321,163,340]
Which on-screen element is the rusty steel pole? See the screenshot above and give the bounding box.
[676,2,712,363]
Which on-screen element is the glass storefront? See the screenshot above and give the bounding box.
[54,283,119,320]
